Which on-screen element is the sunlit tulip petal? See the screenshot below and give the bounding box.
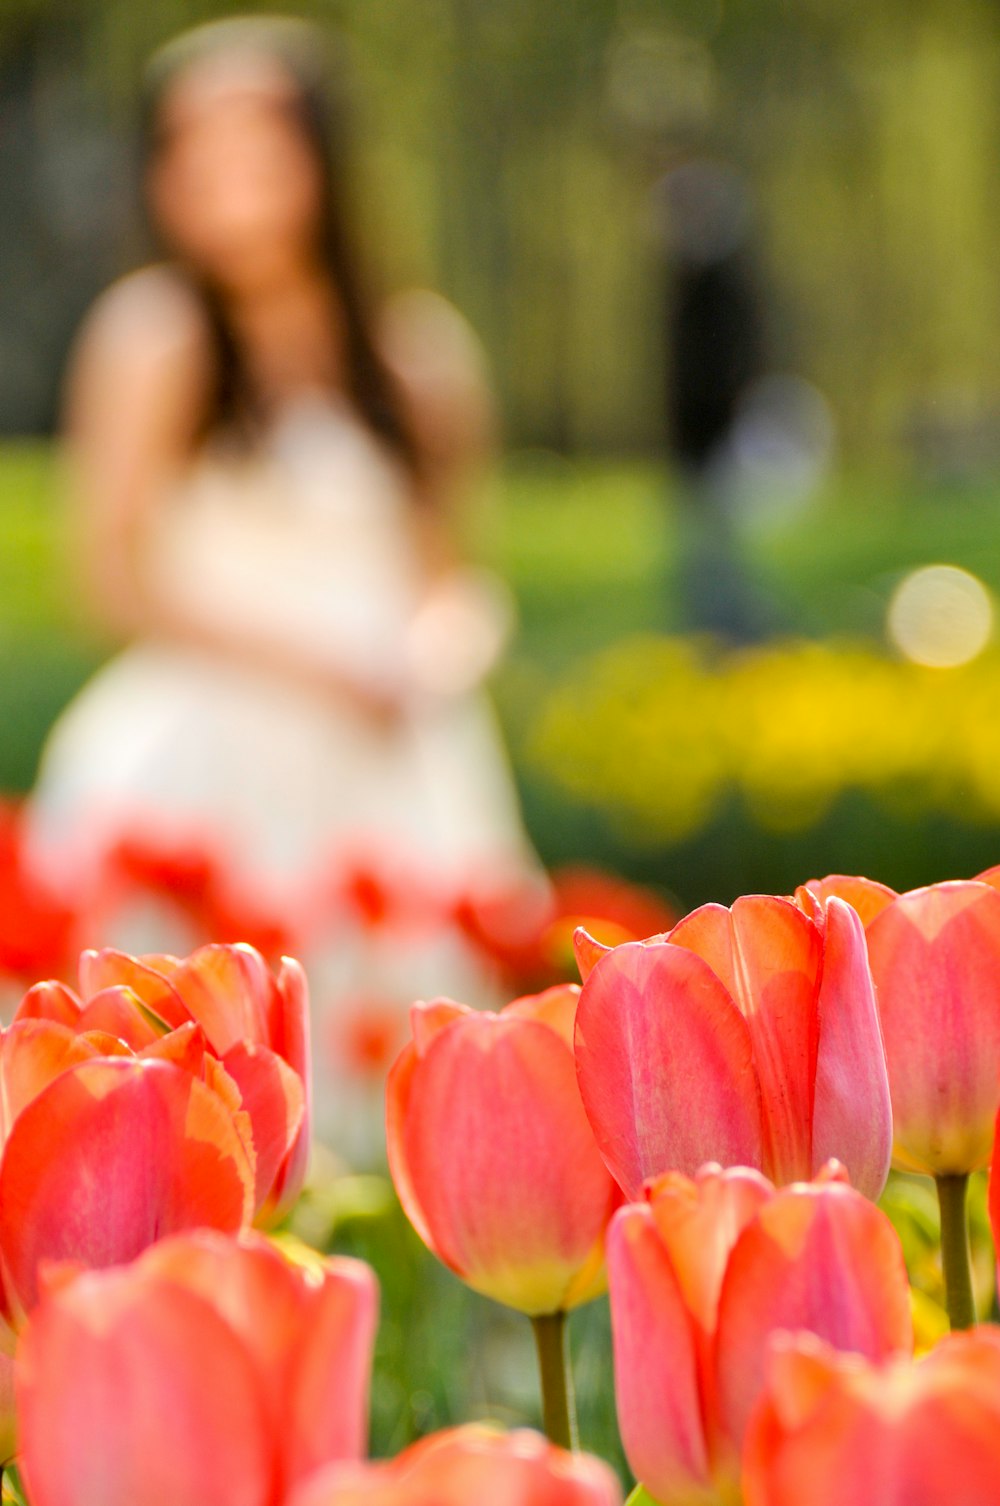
[607,1206,714,1504]
[810,898,892,1198]
[713,1174,913,1455]
[136,1231,377,1495]
[866,880,1000,1173]
[0,1058,255,1313]
[387,995,617,1315]
[77,949,188,1031]
[794,875,897,928]
[608,1166,913,1504]
[575,940,763,1199]
[668,897,821,1185]
[223,1043,305,1217]
[17,1265,274,1506]
[287,1424,623,1506]
[13,981,81,1027]
[643,1165,773,1341]
[743,1329,1000,1506]
[264,957,312,1220]
[163,943,272,1054]
[0,1020,104,1150]
[75,987,161,1049]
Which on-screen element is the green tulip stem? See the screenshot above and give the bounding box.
[531,1310,577,1450]
[936,1173,976,1330]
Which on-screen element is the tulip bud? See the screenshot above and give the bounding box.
[386,986,618,1316]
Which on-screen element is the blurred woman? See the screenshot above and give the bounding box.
[25,17,535,1141]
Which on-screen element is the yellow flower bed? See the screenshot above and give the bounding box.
[528,635,1000,842]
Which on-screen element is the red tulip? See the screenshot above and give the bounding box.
[858,879,1000,1174]
[16,1230,377,1506]
[386,985,618,1314]
[13,942,310,1218]
[287,1425,623,1506]
[574,893,891,1199]
[608,1163,912,1504]
[743,1328,1000,1506]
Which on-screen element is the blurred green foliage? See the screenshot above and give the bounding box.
[5,443,1000,907]
[4,0,1000,456]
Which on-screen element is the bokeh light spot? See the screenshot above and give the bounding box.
[887,565,993,667]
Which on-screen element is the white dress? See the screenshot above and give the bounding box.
[29,394,529,900]
[26,397,533,1150]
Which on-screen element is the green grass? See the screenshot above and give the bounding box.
[5,440,1000,896]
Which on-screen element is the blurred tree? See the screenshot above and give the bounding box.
[1,0,1000,463]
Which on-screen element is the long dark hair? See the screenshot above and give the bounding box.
[142,17,418,474]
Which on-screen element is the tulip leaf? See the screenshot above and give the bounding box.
[625,1487,660,1506]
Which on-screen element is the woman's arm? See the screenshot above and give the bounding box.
[65,268,405,722]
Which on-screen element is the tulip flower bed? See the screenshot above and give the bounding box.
[1,868,1000,1502]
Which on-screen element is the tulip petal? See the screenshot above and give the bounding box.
[714,1180,912,1458]
[223,1043,306,1218]
[136,1231,376,1489]
[575,940,763,1199]
[77,949,188,1031]
[268,958,312,1219]
[795,875,897,928]
[288,1424,624,1506]
[0,1058,254,1313]
[668,897,821,1185]
[163,943,272,1054]
[284,1257,379,1485]
[0,1021,104,1149]
[866,881,1000,1173]
[388,1012,615,1314]
[13,981,81,1028]
[16,1266,274,1506]
[75,987,161,1050]
[743,1330,1000,1506]
[644,1165,774,1338]
[607,1205,715,1505]
[810,898,892,1199]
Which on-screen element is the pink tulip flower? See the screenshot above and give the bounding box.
[288,1425,623,1506]
[847,878,1000,1175]
[0,944,312,1318]
[13,941,310,1218]
[608,1163,912,1504]
[386,985,618,1315]
[574,893,891,1198]
[743,1329,1000,1506]
[16,1230,377,1506]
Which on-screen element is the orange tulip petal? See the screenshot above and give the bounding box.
[222,1043,305,1219]
[288,1424,623,1506]
[77,949,188,1031]
[75,987,161,1050]
[0,1058,254,1313]
[795,875,897,929]
[743,1330,1000,1506]
[388,1011,614,1314]
[644,1165,773,1339]
[607,1205,714,1504]
[713,1180,912,1459]
[283,1257,379,1487]
[811,898,892,1199]
[136,1231,376,1490]
[16,1266,274,1506]
[668,897,821,1185]
[163,944,272,1055]
[0,1021,104,1148]
[866,881,1000,1173]
[575,940,763,1199]
[13,981,81,1028]
[266,958,312,1220]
